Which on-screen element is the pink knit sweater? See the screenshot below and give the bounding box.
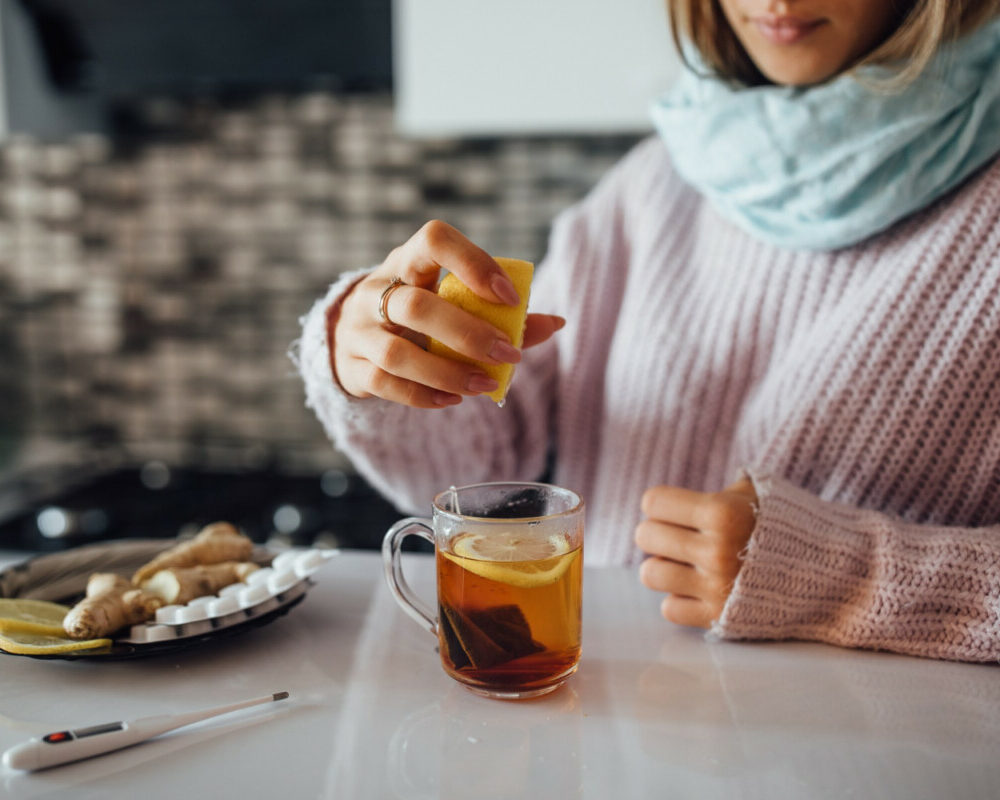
[295,138,1000,663]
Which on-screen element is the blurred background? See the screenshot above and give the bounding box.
[0,0,678,552]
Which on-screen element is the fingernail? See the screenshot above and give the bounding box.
[489,339,521,364]
[466,374,499,393]
[553,317,567,331]
[490,273,520,306]
[433,392,462,407]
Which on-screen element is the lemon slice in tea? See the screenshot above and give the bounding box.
[453,531,569,562]
[444,531,577,589]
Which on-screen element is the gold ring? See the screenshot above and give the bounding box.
[377,277,406,326]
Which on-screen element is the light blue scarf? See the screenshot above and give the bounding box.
[651,18,1000,251]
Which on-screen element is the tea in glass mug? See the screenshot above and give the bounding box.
[383,482,584,699]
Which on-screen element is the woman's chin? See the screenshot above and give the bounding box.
[751,55,844,87]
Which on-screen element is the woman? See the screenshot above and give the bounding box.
[295,0,1000,661]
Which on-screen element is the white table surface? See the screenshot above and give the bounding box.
[0,548,998,799]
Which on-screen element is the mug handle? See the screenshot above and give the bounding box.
[382,517,438,636]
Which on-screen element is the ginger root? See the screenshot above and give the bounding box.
[141,562,259,605]
[132,522,253,584]
[63,573,164,639]
[60,521,257,640]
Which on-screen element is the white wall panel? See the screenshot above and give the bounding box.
[394,0,681,136]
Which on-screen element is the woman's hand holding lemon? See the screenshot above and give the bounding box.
[330,220,565,409]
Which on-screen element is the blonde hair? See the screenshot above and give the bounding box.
[668,0,1000,87]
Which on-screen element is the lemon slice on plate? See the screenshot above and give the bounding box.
[0,598,72,636]
[443,531,577,589]
[0,598,111,655]
[0,598,70,626]
[0,630,112,655]
[0,619,68,637]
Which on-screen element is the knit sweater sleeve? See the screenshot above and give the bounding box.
[714,470,1000,663]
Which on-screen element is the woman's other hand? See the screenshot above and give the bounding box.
[330,220,565,408]
[635,477,757,628]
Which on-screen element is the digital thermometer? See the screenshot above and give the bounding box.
[3,691,289,772]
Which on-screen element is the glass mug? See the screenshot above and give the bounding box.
[383,482,584,700]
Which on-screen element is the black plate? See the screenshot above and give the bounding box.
[0,539,309,660]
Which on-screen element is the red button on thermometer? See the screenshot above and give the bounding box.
[3,691,289,772]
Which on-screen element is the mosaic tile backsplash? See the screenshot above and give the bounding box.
[0,91,640,482]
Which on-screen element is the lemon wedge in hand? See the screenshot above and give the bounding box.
[442,531,577,589]
[427,257,533,405]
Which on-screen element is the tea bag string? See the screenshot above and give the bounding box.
[449,485,461,516]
